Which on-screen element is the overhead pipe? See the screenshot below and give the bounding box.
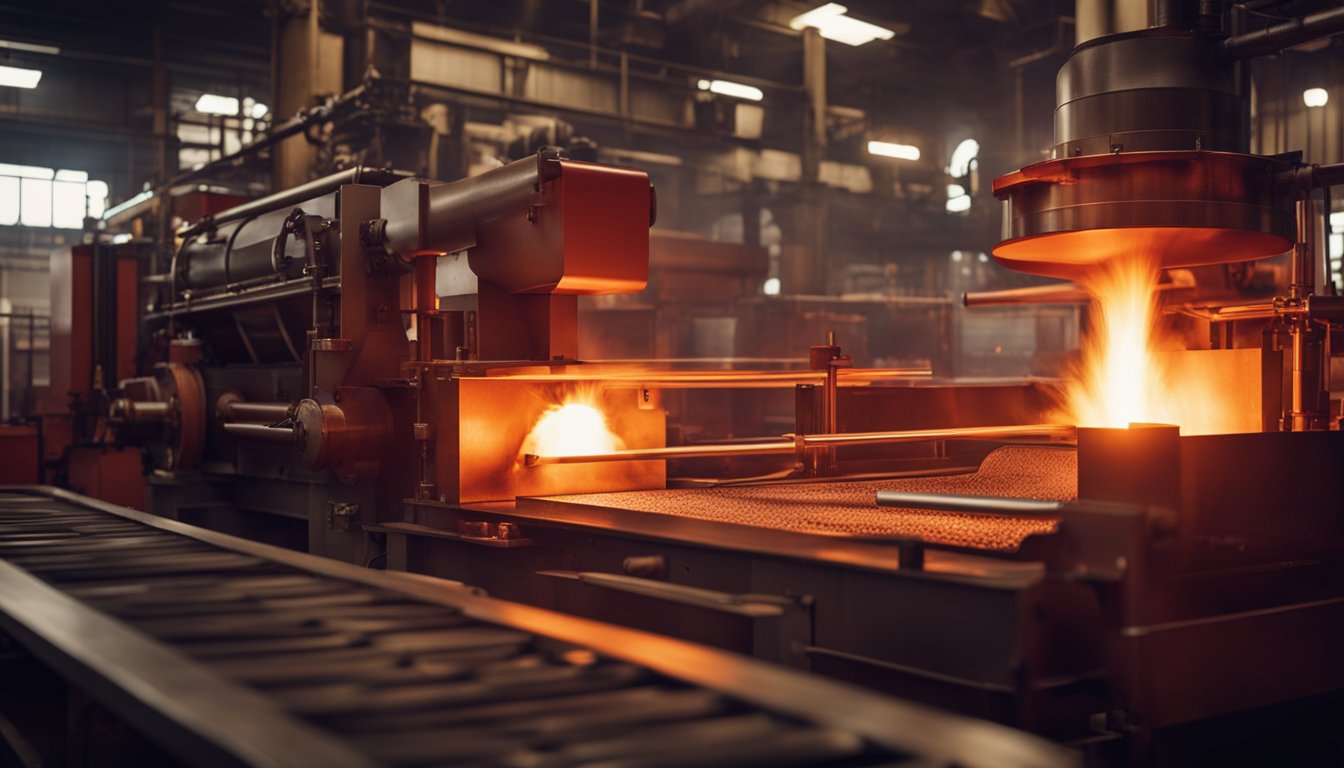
[1221,5,1344,58]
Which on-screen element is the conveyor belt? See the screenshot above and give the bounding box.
[546,446,1074,551]
[0,487,1075,768]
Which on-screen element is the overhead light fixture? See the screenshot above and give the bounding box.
[867,140,920,161]
[0,65,42,89]
[789,3,895,47]
[1304,87,1329,108]
[0,39,60,56]
[195,93,240,116]
[697,78,764,102]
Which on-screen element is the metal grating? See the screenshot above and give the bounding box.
[0,489,1075,768]
[546,446,1076,551]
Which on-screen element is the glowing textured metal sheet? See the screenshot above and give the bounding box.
[546,446,1076,551]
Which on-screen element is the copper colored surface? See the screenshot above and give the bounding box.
[993,227,1291,279]
[991,151,1294,279]
[545,446,1075,551]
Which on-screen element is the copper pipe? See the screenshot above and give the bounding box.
[968,274,1196,308]
[524,424,1074,467]
[963,283,1089,307]
[804,424,1074,447]
[487,368,932,389]
[1182,301,1278,322]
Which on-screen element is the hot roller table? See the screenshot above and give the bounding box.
[0,487,1074,768]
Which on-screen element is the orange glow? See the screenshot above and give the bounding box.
[1058,252,1251,435]
[1060,253,1173,429]
[521,398,623,460]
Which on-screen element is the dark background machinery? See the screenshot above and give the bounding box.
[2,1,1344,767]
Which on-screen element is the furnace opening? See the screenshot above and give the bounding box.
[519,394,624,464]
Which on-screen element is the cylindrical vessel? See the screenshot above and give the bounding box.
[992,27,1295,278]
[1054,29,1245,158]
[177,193,337,291]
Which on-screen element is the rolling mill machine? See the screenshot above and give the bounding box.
[8,2,1344,764]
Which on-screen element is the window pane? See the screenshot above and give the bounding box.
[0,176,18,225]
[0,163,53,179]
[86,180,108,219]
[20,178,51,227]
[52,180,85,228]
[179,148,210,170]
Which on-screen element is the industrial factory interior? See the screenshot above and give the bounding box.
[1,0,1343,765]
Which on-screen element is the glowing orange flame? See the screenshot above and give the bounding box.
[1059,253,1176,429]
[1057,250,1254,435]
[521,396,623,460]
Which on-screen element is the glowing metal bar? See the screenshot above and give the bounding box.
[488,367,932,389]
[525,424,1074,467]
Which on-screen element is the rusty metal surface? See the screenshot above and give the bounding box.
[546,446,1075,551]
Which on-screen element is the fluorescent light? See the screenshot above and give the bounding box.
[789,3,895,47]
[195,93,240,116]
[0,65,42,89]
[946,194,972,213]
[249,102,270,119]
[1304,87,1329,108]
[697,79,764,101]
[868,140,920,161]
[0,40,60,56]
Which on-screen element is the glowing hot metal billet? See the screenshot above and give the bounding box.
[524,424,1075,467]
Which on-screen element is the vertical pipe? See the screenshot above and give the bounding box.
[801,27,826,183]
[1013,68,1024,164]
[151,25,170,277]
[1293,199,1317,299]
[415,254,437,362]
[1324,185,1333,290]
[1288,199,1324,431]
[619,52,629,117]
[589,0,599,69]
[799,27,827,295]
